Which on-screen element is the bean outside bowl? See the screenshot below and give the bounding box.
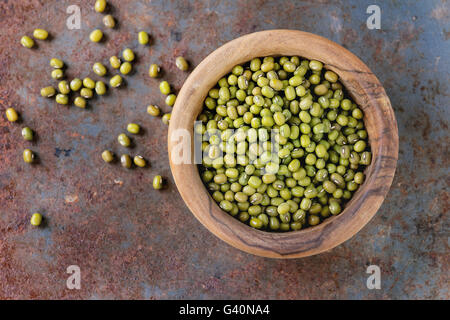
[168,30,398,259]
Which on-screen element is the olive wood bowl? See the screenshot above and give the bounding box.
[168,30,398,258]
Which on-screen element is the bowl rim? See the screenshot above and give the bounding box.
[168,29,398,258]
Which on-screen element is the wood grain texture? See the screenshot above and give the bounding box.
[168,30,399,258]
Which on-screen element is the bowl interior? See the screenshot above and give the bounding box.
[169,30,398,258]
[193,52,379,227]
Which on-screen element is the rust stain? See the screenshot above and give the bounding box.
[431,3,449,21]
[64,194,79,204]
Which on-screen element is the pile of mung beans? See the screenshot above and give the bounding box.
[12,0,192,225]
[197,56,371,232]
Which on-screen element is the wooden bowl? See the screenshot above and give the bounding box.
[168,30,398,258]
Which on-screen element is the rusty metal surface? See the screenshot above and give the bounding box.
[0,0,448,299]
